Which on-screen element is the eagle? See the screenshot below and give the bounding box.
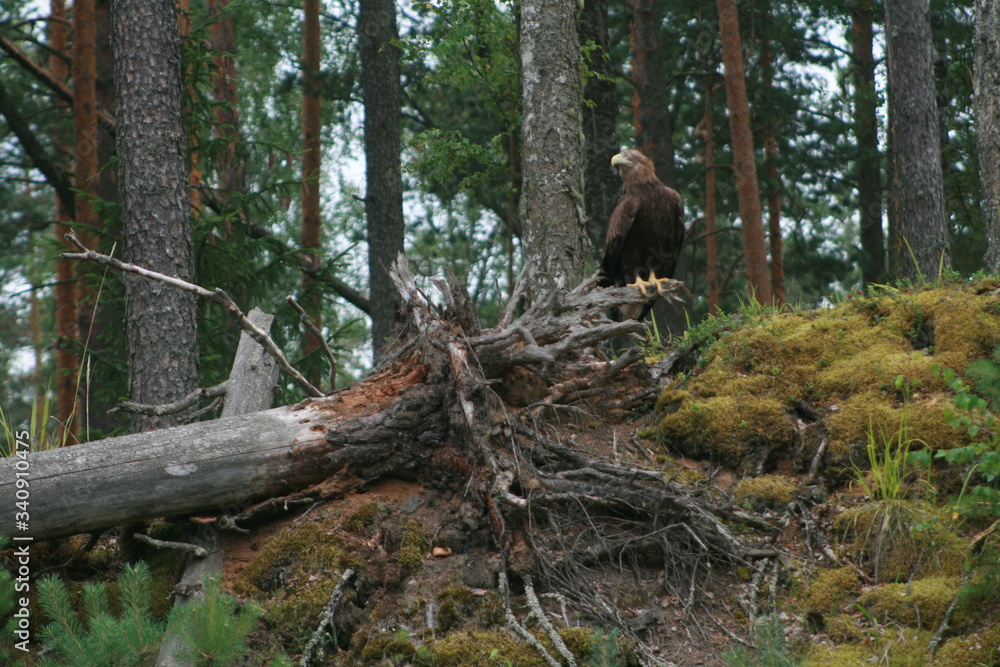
[598,149,685,321]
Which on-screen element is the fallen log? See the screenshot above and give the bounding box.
[3,256,773,666]
[1,257,743,571]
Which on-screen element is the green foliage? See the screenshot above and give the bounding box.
[166,576,262,666]
[854,413,924,502]
[587,628,625,667]
[1,388,72,456]
[37,561,163,666]
[0,535,21,661]
[932,365,1000,522]
[35,561,260,667]
[965,346,1000,409]
[722,615,800,667]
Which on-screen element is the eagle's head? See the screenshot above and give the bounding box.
[611,149,657,186]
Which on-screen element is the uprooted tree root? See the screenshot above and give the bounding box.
[298,259,778,664]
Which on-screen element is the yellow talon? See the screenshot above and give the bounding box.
[628,271,672,296]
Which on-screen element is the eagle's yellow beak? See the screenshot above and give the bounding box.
[611,152,629,167]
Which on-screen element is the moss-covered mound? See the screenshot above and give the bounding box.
[657,283,1000,477]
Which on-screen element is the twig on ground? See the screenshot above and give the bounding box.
[926,571,970,658]
[299,568,356,667]
[132,533,208,558]
[499,572,562,667]
[524,574,577,667]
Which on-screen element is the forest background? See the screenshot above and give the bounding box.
[0,0,996,443]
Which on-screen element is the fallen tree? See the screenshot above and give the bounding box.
[2,254,773,664]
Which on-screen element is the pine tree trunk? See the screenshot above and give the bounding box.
[760,7,785,306]
[50,0,79,444]
[884,0,951,281]
[72,0,98,251]
[978,0,1000,271]
[701,79,721,316]
[626,0,677,189]
[852,0,885,285]
[111,0,200,432]
[301,0,324,381]
[209,0,245,212]
[71,0,99,439]
[578,0,620,255]
[716,0,772,305]
[519,0,590,291]
[359,0,405,360]
[81,0,124,437]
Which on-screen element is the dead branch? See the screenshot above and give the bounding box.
[499,572,562,667]
[61,232,322,397]
[110,381,228,416]
[131,533,209,558]
[299,568,356,667]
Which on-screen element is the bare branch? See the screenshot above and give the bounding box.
[61,233,323,397]
[287,296,337,390]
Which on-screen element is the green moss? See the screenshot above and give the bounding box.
[733,474,796,511]
[413,628,603,667]
[658,395,792,474]
[803,567,860,615]
[834,502,966,581]
[358,630,417,662]
[431,586,504,632]
[931,623,1000,666]
[822,613,868,643]
[343,501,389,534]
[655,389,691,412]
[232,521,355,644]
[804,629,932,666]
[824,394,967,477]
[859,576,967,629]
[395,520,428,571]
[652,285,1000,478]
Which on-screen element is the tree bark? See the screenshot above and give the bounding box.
[79,0,124,438]
[209,0,245,213]
[884,0,951,281]
[716,0,771,305]
[627,0,677,189]
[72,0,112,439]
[978,0,1000,271]
[50,0,79,444]
[72,0,98,252]
[518,0,590,291]
[359,0,405,361]
[111,0,200,432]
[852,0,885,285]
[578,0,620,255]
[301,0,324,383]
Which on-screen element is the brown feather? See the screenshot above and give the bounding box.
[599,149,684,320]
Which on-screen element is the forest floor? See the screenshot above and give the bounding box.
[8,279,1000,666]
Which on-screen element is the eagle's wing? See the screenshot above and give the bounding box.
[599,195,641,283]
